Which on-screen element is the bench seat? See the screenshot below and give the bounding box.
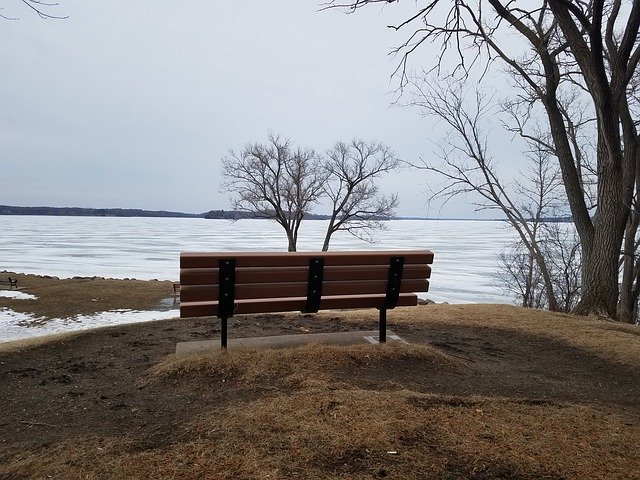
[180,292,419,317]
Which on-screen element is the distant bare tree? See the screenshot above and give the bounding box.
[1,0,67,19]
[321,140,400,250]
[499,243,546,309]
[499,223,581,312]
[221,134,326,252]
[411,77,583,311]
[545,224,582,312]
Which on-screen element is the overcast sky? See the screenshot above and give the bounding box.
[1,1,523,218]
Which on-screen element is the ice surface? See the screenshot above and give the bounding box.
[0,216,518,304]
[0,216,541,342]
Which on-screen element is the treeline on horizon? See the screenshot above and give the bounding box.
[0,205,337,219]
[0,205,570,222]
[0,205,348,220]
[0,205,202,218]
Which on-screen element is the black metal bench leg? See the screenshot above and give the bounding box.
[221,316,228,349]
[379,308,387,343]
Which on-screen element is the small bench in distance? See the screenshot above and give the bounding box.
[0,276,18,290]
[179,250,433,349]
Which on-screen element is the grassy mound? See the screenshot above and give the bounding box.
[145,343,466,389]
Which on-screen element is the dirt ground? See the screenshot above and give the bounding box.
[0,274,639,479]
[0,271,175,319]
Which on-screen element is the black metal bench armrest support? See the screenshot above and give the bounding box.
[303,257,324,313]
[379,256,405,343]
[218,259,236,349]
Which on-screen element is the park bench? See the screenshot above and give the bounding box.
[0,276,18,290]
[179,250,433,348]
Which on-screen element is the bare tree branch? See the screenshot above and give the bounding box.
[2,0,68,19]
[221,134,326,252]
[321,139,400,250]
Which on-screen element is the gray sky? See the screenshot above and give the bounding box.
[1,1,522,218]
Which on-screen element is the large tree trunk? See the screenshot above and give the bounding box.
[574,141,631,317]
[544,0,637,318]
[575,233,622,317]
[541,68,634,318]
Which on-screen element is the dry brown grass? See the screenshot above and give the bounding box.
[0,271,173,319]
[4,390,638,480]
[339,304,640,365]
[145,342,466,390]
[1,279,639,480]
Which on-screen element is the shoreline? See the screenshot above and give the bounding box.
[1,269,178,283]
[0,271,178,343]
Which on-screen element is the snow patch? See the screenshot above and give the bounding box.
[0,307,179,343]
[0,290,38,300]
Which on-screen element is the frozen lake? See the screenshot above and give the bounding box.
[0,216,518,342]
[0,216,516,304]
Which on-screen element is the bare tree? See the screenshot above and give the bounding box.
[321,140,400,250]
[221,134,326,252]
[1,0,67,20]
[324,0,640,319]
[499,243,547,309]
[544,223,582,312]
[499,223,581,312]
[411,77,576,311]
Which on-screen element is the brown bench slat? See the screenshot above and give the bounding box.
[180,293,418,318]
[180,278,429,302]
[181,250,434,269]
[180,264,432,286]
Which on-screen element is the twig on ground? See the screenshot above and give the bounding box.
[19,420,61,428]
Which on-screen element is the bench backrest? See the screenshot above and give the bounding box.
[180,250,433,318]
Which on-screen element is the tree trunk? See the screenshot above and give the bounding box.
[575,238,620,317]
[512,220,559,311]
[617,132,640,323]
[321,233,331,252]
[618,212,639,323]
[279,220,298,252]
[322,214,339,252]
[523,252,534,308]
[533,248,560,311]
[286,225,297,252]
[574,145,630,317]
[543,87,634,318]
